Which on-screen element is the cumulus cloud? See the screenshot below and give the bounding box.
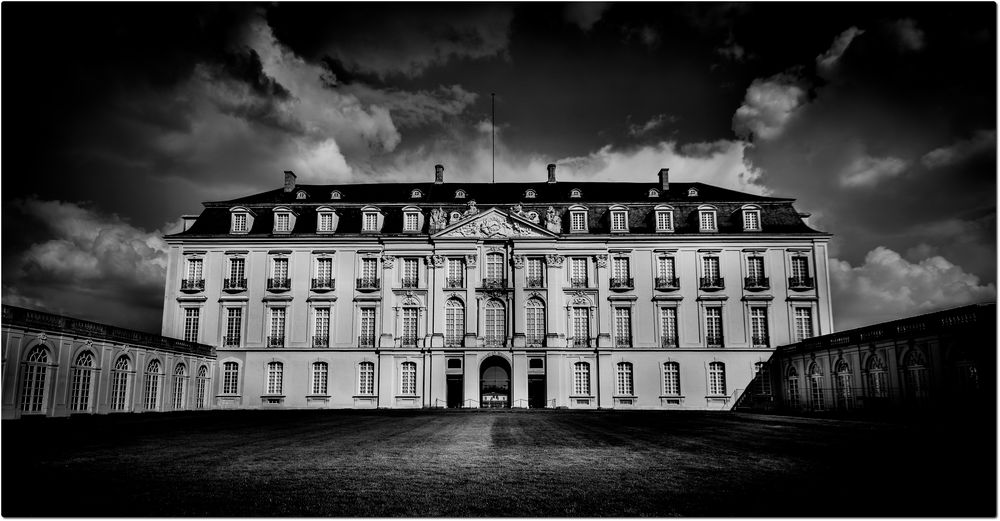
[830,247,995,330]
[732,75,807,140]
[816,26,865,78]
[565,3,611,31]
[893,18,925,51]
[921,130,996,169]
[3,199,171,332]
[838,155,908,188]
[627,113,677,137]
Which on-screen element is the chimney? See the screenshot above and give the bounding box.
[658,168,669,190]
[547,163,557,184]
[283,170,297,193]
[434,164,444,184]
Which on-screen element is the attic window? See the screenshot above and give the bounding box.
[609,206,629,233]
[296,190,308,200]
[687,187,699,197]
[454,189,467,199]
[654,205,674,232]
[231,212,249,234]
[411,189,423,199]
[698,205,718,232]
[648,188,660,198]
[316,207,337,233]
[742,205,762,231]
[403,207,421,232]
[362,207,381,233]
[331,190,342,200]
[570,188,582,198]
[525,189,537,199]
[273,207,294,234]
[569,205,588,233]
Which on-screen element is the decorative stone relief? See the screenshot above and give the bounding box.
[37,333,48,343]
[381,255,395,269]
[524,211,540,224]
[544,206,562,233]
[430,208,448,232]
[545,254,566,267]
[430,255,446,268]
[449,211,463,225]
[570,292,592,306]
[439,211,549,239]
[511,255,525,269]
[594,254,608,269]
[465,254,478,268]
[462,200,480,217]
[528,291,544,299]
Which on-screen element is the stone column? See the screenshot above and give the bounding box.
[595,254,611,348]
[511,254,526,347]
[545,254,566,348]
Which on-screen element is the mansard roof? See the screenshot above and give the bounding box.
[169,181,827,238]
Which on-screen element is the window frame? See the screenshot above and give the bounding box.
[654,205,675,232]
[609,205,629,233]
[698,205,718,232]
[742,205,762,231]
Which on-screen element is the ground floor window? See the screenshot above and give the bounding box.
[616,362,633,395]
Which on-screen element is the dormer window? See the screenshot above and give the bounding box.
[410,189,423,199]
[316,206,338,233]
[688,187,699,197]
[570,188,582,198]
[454,189,467,199]
[230,207,254,234]
[330,190,342,200]
[569,205,588,232]
[648,188,660,198]
[272,206,295,234]
[742,205,762,231]
[362,206,382,233]
[402,206,422,232]
[296,190,308,200]
[654,205,674,232]
[232,213,248,233]
[609,205,629,233]
[525,189,537,199]
[698,205,718,232]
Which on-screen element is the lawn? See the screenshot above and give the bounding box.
[2,409,995,516]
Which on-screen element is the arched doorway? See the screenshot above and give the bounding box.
[480,356,511,408]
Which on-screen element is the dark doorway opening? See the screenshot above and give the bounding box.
[446,375,463,408]
[480,356,511,408]
[528,375,546,408]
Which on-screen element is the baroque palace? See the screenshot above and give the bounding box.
[159,165,833,410]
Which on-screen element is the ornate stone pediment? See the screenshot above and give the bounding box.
[433,208,557,239]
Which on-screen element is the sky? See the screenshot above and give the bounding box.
[2,2,996,334]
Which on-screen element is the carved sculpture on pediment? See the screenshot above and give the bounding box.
[525,211,540,224]
[594,254,608,269]
[430,208,447,231]
[443,212,548,239]
[430,255,446,268]
[463,200,480,217]
[545,254,566,267]
[510,204,525,217]
[511,255,525,269]
[449,211,463,225]
[381,255,395,269]
[544,206,562,233]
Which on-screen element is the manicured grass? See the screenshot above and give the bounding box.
[2,409,994,516]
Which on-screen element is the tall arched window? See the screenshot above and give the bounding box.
[808,362,824,410]
[525,298,545,346]
[754,361,772,396]
[195,366,208,409]
[312,362,329,395]
[663,362,681,396]
[222,361,239,394]
[172,364,187,410]
[266,362,284,395]
[904,350,928,401]
[445,299,465,347]
[400,361,417,395]
[70,351,96,412]
[865,355,887,398]
[20,346,50,413]
[484,299,506,347]
[708,361,726,395]
[616,362,634,395]
[144,360,162,411]
[110,356,132,412]
[358,361,375,395]
[834,359,852,408]
[786,366,800,407]
[573,362,591,395]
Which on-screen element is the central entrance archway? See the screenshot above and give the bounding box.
[480,356,511,408]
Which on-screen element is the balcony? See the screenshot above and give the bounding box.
[788,276,815,290]
[401,335,418,347]
[699,276,725,290]
[744,276,770,290]
[356,277,380,291]
[484,336,505,347]
[655,277,680,290]
[752,334,770,348]
[311,278,335,291]
[445,277,465,289]
[358,335,376,348]
[312,335,329,348]
[614,337,633,348]
[570,277,589,288]
[180,279,204,292]
[525,335,545,347]
[609,277,634,290]
[401,277,419,289]
[572,336,591,347]
[445,336,463,348]
[481,278,507,289]
[222,335,241,348]
[267,278,291,291]
[525,277,545,288]
[661,336,678,348]
[223,278,247,292]
[706,334,724,347]
[267,335,284,348]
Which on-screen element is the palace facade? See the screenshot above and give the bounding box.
[160,165,834,410]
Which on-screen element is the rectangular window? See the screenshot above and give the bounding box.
[571,257,588,286]
[275,213,290,232]
[616,363,634,395]
[611,211,627,231]
[316,257,333,282]
[401,362,417,395]
[705,307,723,346]
[312,362,328,395]
[573,307,590,346]
[223,362,239,394]
[699,211,717,231]
[232,213,247,233]
[403,258,419,286]
[360,308,376,346]
[573,362,590,395]
[526,258,544,286]
[744,210,760,230]
[702,256,720,279]
[402,308,418,345]
[183,308,200,343]
[229,258,246,282]
[525,302,545,344]
[795,308,814,341]
[660,307,678,347]
[792,256,809,279]
[664,363,681,395]
[656,256,676,288]
[486,254,504,280]
[612,257,630,279]
[750,307,769,346]
[614,307,632,346]
[186,259,203,280]
[314,308,330,347]
[361,258,377,279]
[266,362,283,395]
[571,212,586,231]
[404,212,418,231]
[709,362,726,395]
[447,258,464,286]
[269,307,286,346]
[363,212,378,231]
[656,211,673,231]
[224,308,242,347]
[445,301,464,346]
[747,256,765,279]
[272,258,289,280]
[318,213,333,232]
[358,362,375,395]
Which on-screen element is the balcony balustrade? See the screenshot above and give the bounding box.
[609,277,634,289]
[660,336,678,348]
[481,278,507,289]
[222,335,241,347]
[445,336,463,348]
[744,276,770,290]
[572,336,591,347]
[267,278,291,291]
[356,277,380,290]
[401,277,419,289]
[484,337,505,347]
[700,276,725,290]
[311,278,335,291]
[752,334,770,347]
[788,276,815,289]
[445,277,465,289]
[358,335,375,348]
[180,279,205,292]
[570,277,589,288]
[267,335,284,348]
[655,277,679,290]
[525,277,545,288]
[525,335,545,347]
[312,335,329,348]
[614,336,633,348]
[706,334,724,347]
[223,278,247,291]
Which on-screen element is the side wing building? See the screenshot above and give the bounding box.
[161,166,833,410]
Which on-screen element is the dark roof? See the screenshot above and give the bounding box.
[170,181,827,238]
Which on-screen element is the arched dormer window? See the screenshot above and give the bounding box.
[361,206,383,233]
[295,190,308,200]
[688,187,699,197]
[570,188,582,198]
[608,204,629,233]
[568,204,588,233]
[654,204,674,232]
[410,189,423,199]
[330,190,342,200]
[648,188,660,198]
[741,204,762,231]
[229,206,254,234]
[402,206,423,233]
[524,189,537,199]
[454,189,467,199]
[272,206,296,234]
[316,206,339,233]
[698,204,718,232]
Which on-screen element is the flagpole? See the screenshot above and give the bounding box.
[491,92,495,184]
